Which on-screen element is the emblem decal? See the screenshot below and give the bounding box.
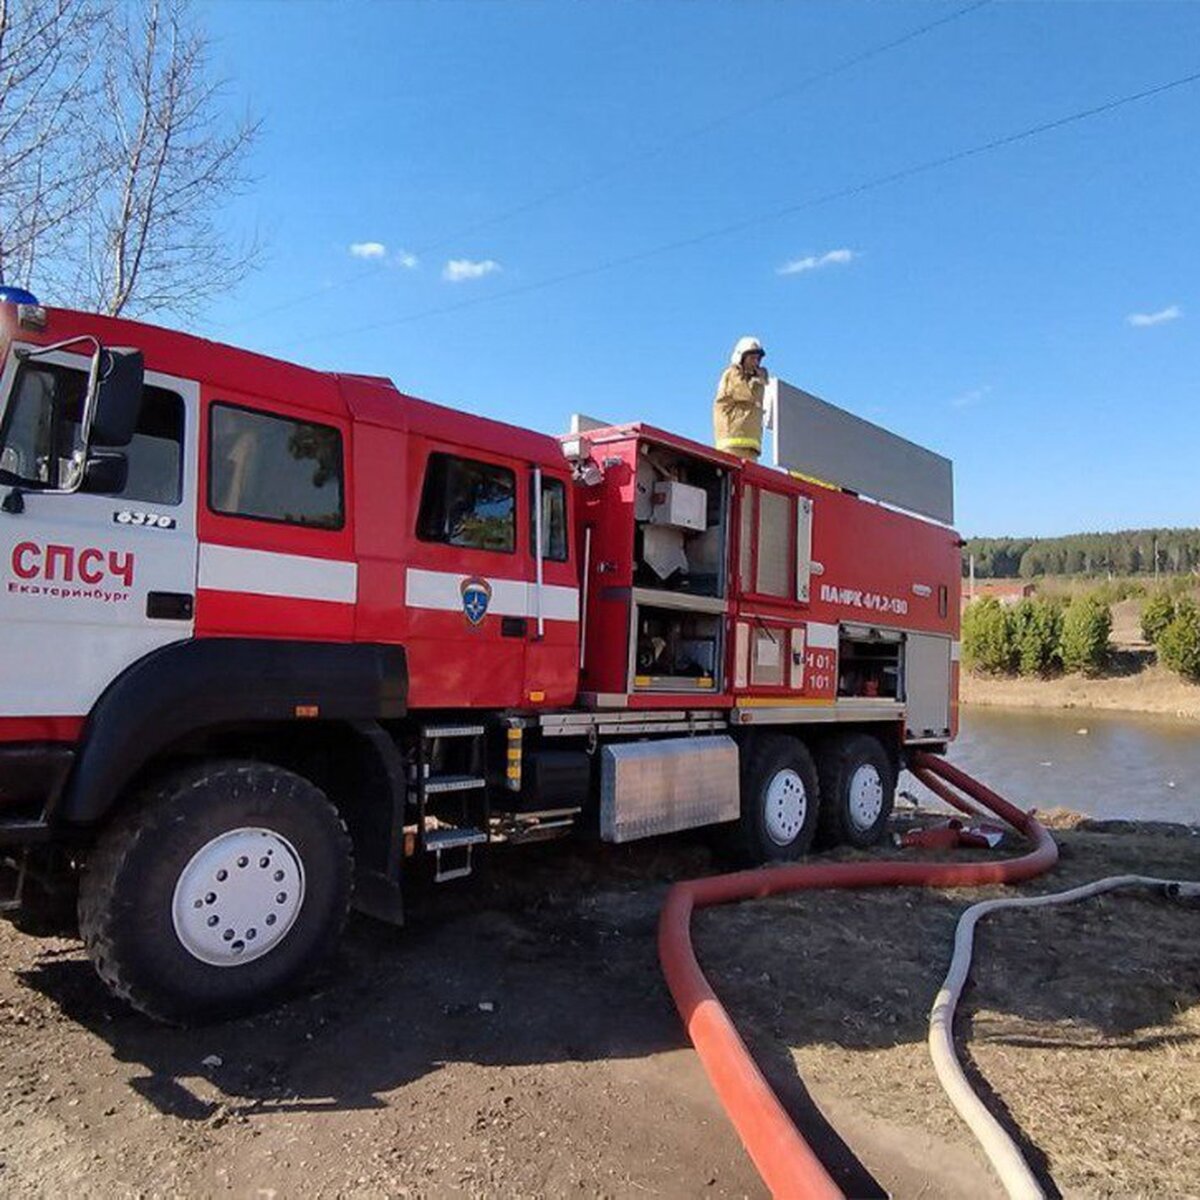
[460,576,493,625]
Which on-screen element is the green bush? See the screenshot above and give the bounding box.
[1165,576,1200,599]
[1090,579,1146,606]
[962,597,1015,674]
[1011,597,1063,676]
[1060,594,1112,675]
[1140,591,1176,645]
[1158,597,1200,682]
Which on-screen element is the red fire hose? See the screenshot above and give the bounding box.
[657,752,1058,1200]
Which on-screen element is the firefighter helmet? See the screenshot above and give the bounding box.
[730,336,765,366]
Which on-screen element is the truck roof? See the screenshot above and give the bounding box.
[4,305,565,466]
[566,421,744,469]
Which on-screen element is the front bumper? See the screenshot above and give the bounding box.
[0,742,72,847]
[0,745,76,912]
[0,742,73,809]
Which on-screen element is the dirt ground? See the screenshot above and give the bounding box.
[1,822,1198,1199]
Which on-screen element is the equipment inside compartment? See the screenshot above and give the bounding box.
[632,444,726,597]
[838,632,901,699]
[635,606,722,689]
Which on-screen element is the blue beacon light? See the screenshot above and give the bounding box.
[0,287,40,305]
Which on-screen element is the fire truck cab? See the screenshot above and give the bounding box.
[0,300,960,1022]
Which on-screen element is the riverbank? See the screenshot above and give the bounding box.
[960,665,1200,719]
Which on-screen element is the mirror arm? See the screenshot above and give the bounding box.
[79,343,105,448]
[15,335,101,364]
[13,335,104,494]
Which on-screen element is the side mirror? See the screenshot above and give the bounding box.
[81,449,128,495]
[91,349,144,447]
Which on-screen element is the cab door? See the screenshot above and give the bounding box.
[0,344,199,729]
[402,442,529,709]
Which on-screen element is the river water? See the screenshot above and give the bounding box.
[913,706,1200,826]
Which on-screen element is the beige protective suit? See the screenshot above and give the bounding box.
[713,336,768,459]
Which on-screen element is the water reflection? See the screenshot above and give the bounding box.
[913,706,1200,824]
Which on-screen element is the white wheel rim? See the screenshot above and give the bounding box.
[764,768,807,846]
[848,764,885,831]
[171,828,305,967]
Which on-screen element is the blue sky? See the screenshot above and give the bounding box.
[193,0,1199,538]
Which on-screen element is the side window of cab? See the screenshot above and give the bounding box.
[531,474,568,562]
[416,452,516,553]
[0,358,184,504]
[208,402,344,529]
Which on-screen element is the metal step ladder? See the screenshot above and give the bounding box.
[414,723,490,882]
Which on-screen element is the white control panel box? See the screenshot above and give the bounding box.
[650,480,706,532]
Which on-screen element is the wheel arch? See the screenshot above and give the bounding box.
[801,721,904,775]
[54,637,407,827]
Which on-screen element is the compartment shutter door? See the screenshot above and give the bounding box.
[904,634,951,739]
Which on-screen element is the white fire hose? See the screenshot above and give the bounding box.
[928,874,1200,1200]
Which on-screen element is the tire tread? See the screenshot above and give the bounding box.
[78,759,351,1024]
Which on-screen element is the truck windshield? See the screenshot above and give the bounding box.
[0,360,88,489]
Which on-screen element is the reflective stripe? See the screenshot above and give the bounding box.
[199,544,357,604]
[718,436,761,450]
[405,567,578,621]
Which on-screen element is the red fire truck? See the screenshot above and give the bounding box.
[0,297,960,1021]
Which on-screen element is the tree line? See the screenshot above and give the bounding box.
[962,529,1200,580]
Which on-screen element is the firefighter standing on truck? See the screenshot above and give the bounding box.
[713,336,768,459]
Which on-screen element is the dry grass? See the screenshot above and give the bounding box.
[695,826,1200,1198]
[960,666,1200,719]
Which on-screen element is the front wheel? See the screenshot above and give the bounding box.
[722,734,820,864]
[79,760,353,1024]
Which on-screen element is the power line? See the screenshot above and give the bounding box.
[409,0,994,256]
[240,1,990,326]
[293,66,1200,349]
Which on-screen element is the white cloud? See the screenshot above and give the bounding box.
[443,258,502,283]
[950,385,992,409]
[777,248,857,276]
[392,249,419,270]
[1127,304,1181,328]
[349,241,387,260]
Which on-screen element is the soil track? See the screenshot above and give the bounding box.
[1,824,1197,1198]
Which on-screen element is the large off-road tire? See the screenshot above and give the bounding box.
[816,733,896,849]
[722,734,820,865]
[78,760,353,1024]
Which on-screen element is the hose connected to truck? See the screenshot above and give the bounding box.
[656,752,1059,1200]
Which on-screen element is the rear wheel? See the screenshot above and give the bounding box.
[723,734,819,864]
[816,733,896,848]
[79,760,353,1024]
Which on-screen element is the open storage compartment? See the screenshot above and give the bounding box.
[632,442,728,598]
[630,596,724,692]
[837,625,902,699]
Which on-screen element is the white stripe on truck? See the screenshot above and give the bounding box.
[199,544,358,604]
[405,567,578,622]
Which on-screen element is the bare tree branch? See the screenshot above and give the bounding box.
[0,0,104,289]
[0,0,260,317]
[81,0,261,317]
